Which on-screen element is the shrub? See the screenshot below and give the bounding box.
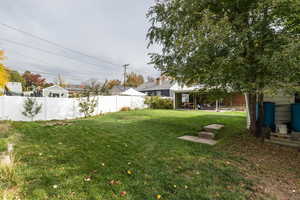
[145,96,173,109]
[22,97,42,121]
[120,107,131,112]
[78,96,98,118]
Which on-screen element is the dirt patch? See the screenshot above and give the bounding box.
[43,121,73,127]
[0,123,11,133]
[222,136,300,200]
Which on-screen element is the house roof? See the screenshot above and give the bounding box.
[121,88,146,96]
[110,85,130,92]
[137,80,174,91]
[43,85,68,92]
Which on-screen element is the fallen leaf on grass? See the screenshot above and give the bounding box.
[120,191,127,196]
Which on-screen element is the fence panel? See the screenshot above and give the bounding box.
[0,96,145,121]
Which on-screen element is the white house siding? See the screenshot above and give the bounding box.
[246,92,295,129]
[42,85,69,98]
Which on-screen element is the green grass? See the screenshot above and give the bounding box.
[0,138,7,152]
[10,110,252,200]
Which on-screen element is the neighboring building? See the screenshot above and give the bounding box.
[137,78,175,97]
[66,84,84,97]
[171,83,246,110]
[4,82,23,96]
[23,91,34,97]
[43,85,69,98]
[109,85,130,95]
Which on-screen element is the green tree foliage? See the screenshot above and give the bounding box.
[78,96,98,118]
[8,70,25,84]
[147,0,300,136]
[22,97,42,121]
[125,72,144,88]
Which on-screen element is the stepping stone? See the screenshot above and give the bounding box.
[199,131,215,139]
[178,136,217,145]
[204,124,224,131]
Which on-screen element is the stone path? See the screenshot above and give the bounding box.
[178,136,218,145]
[178,124,224,146]
[204,124,224,131]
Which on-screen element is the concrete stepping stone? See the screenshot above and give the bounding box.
[199,131,215,140]
[204,124,224,131]
[178,136,217,146]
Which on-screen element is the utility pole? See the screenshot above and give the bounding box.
[122,64,129,89]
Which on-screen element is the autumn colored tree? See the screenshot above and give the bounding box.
[0,50,9,92]
[107,79,121,89]
[125,72,144,88]
[22,71,47,91]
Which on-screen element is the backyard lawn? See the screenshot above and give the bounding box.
[1,110,300,200]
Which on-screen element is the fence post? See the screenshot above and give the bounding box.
[1,96,5,120]
[115,96,118,112]
[44,97,47,121]
[73,98,76,118]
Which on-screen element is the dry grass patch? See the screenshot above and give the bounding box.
[221,136,300,200]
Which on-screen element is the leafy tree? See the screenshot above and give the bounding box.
[78,96,98,118]
[107,79,121,89]
[0,50,9,92]
[22,71,47,91]
[55,74,67,88]
[82,79,109,97]
[22,97,42,121]
[125,72,144,88]
[147,0,300,136]
[8,70,25,84]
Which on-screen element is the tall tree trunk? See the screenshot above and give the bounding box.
[248,93,257,136]
[256,92,265,138]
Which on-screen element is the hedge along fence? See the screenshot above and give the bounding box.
[0,96,146,121]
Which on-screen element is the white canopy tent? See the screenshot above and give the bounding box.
[120,88,146,96]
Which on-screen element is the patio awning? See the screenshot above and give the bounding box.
[170,83,205,93]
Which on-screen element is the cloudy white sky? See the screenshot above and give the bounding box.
[0,0,160,84]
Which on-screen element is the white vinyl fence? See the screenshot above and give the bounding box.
[0,96,146,121]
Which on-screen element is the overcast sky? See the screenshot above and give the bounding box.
[0,0,160,84]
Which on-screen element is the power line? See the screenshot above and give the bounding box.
[1,47,113,75]
[2,46,123,82]
[0,38,118,68]
[0,22,120,67]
